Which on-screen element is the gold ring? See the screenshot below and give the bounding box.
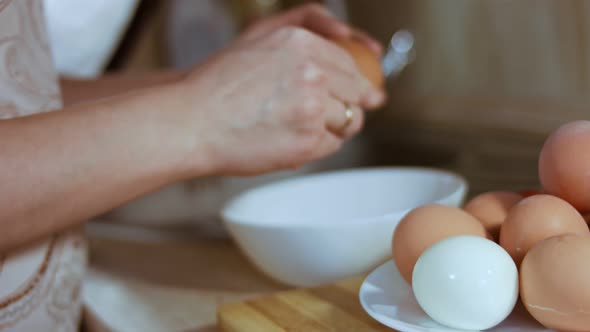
[341,104,354,131]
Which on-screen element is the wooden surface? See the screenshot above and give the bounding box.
[82,222,287,332]
[83,222,389,332]
[218,278,391,332]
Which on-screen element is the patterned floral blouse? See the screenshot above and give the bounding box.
[0,1,87,331]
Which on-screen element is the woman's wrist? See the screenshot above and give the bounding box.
[141,79,218,180]
[60,69,190,106]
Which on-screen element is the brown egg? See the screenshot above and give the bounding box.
[392,204,487,285]
[463,191,522,240]
[539,120,590,211]
[520,233,590,331]
[332,38,384,88]
[499,194,589,265]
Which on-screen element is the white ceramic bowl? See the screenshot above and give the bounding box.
[221,167,468,287]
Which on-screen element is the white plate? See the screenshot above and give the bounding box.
[359,260,553,332]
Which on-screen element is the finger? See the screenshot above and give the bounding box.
[297,5,382,58]
[299,5,352,39]
[364,88,387,110]
[245,3,350,42]
[310,131,344,161]
[323,95,364,139]
[314,45,386,110]
[314,59,364,106]
[298,38,372,104]
[314,59,384,110]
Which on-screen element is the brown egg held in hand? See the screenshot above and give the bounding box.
[499,194,589,265]
[520,234,590,331]
[332,38,384,88]
[539,120,590,211]
[464,191,522,240]
[392,204,487,285]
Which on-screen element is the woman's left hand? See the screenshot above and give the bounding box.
[236,3,385,110]
[238,3,383,57]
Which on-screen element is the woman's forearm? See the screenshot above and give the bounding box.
[0,82,202,251]
[60,70,186,106]
[2,4,387,251]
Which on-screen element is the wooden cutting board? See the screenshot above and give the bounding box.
[217,277,393,332]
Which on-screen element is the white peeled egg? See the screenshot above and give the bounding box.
[412,235,518,330]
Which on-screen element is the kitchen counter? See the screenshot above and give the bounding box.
[82,222,287,332]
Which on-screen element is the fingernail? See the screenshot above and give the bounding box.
[367,90,385,107]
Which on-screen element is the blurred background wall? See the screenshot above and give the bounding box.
[45,0,589,228]
[351,0,588,195]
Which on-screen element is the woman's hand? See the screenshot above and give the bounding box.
[238,3,386,110]
[238,3,383,56]
[181,26,381,176]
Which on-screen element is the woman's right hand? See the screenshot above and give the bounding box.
[178,27,383,176]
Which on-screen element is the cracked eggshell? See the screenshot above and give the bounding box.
[520,233,590,331]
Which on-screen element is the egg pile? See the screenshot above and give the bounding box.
[391,120,590,331]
